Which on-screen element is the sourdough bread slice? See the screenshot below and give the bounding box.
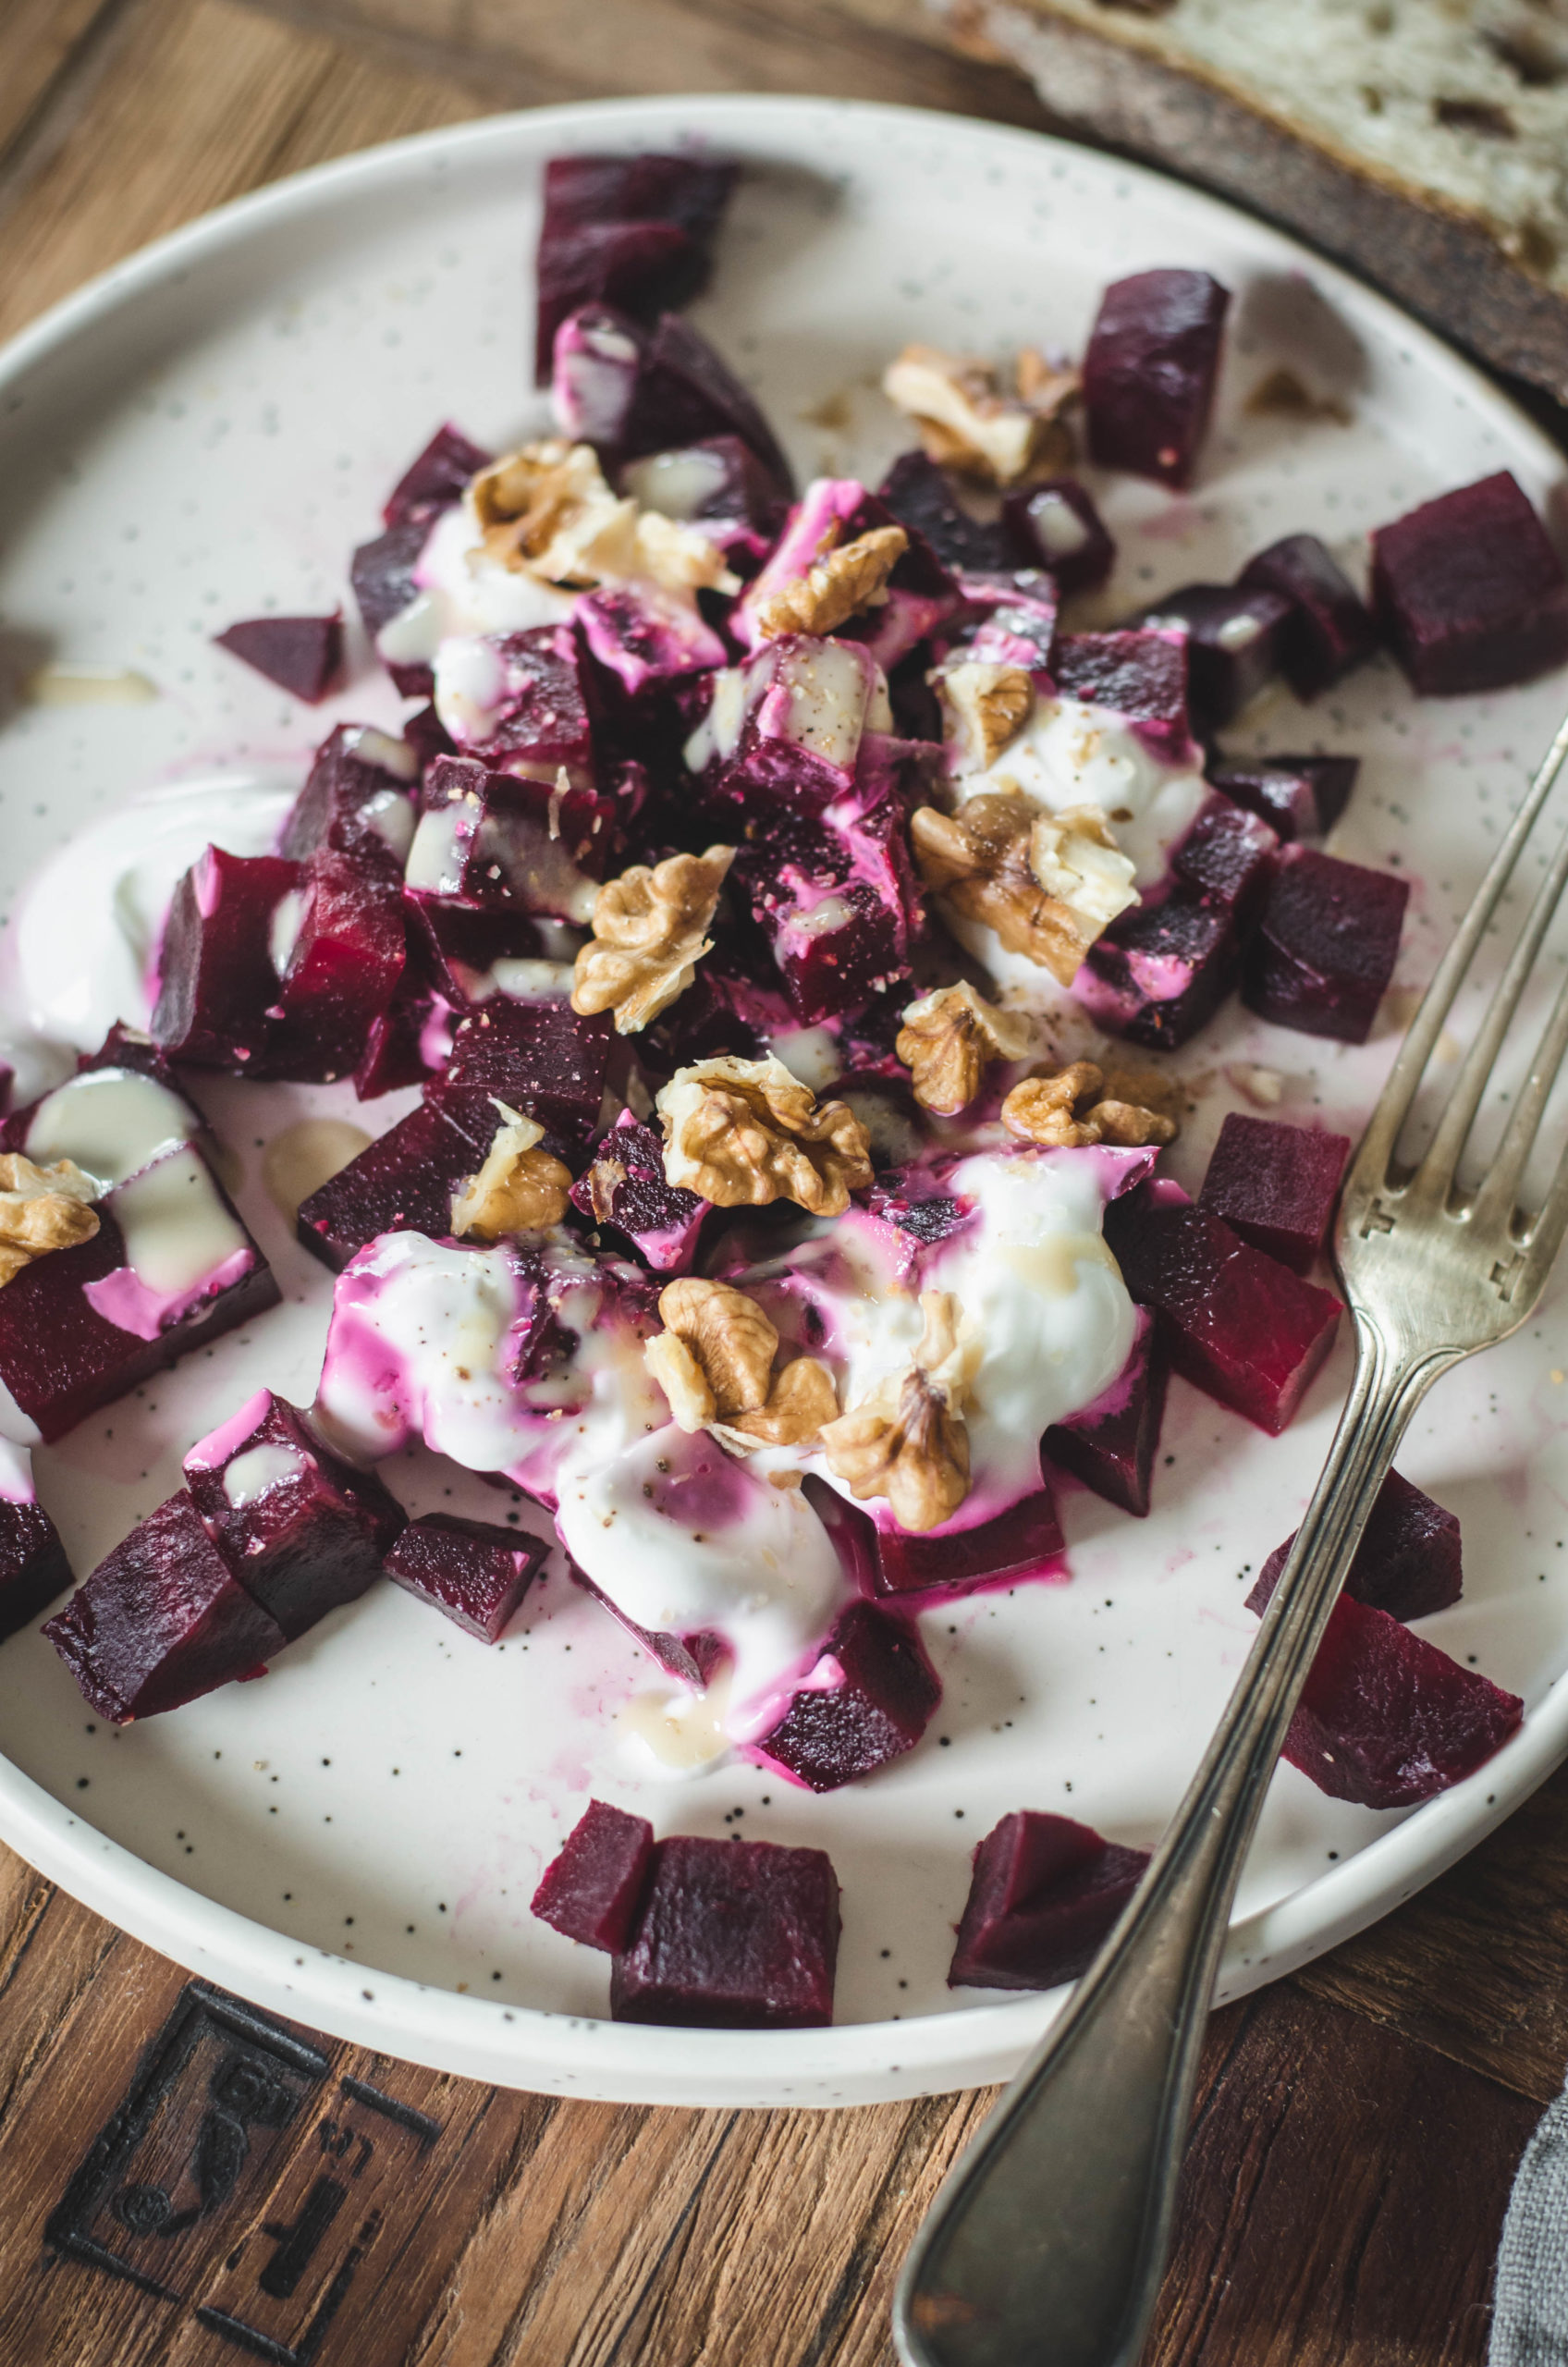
[934,0,1568,402]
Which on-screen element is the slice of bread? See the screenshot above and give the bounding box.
[933,0,1568,401]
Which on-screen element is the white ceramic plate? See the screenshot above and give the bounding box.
[0,93,1566,2108]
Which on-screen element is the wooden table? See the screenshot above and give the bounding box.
[4,6,1567,2361]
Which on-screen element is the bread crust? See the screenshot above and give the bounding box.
[940,0,1568,403]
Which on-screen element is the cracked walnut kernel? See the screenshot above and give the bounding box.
[726,1355,839,1449]
[449,1103,571,1240]
[819,1293,975,1532]
[571,846,735,1034]
[656,1278,778,1418]
[896,981,1030,1115]
[656,1055,873,1217]
[911,795,1130,987]
[752,522,908,640]
[472,439,737,595]
[882,343,1079,485]
[937,661,1034,772]
[1001,1062,1177,1149]
[0,1153,100,1288]
[646,1278,839,1449]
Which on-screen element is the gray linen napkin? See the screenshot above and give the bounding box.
[1491,2089,1568,2363]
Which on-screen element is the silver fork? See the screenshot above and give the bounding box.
[893,704,1568,2367]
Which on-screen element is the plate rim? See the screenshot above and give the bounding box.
[1,87,1564,2106]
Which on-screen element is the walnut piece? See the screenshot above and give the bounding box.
[1001,1061,1178,1149]
[820,1293,975,1533]
[646,1278,839,1448]
[0,1153,100,1288]
[571,846,734,1035]
[472,439,737,595]
[896,980,1030,1115]
[643,1331,717,1432]
[882,344,1080,485]
[752,523,908,641]
[937,661,1035,772]
[1029,807,1139,937]
[449,1103,571,1239]
[727,1355,839,1449]
[911,795,1133,986]
[656,1278,778,1418]
[657,1054,874,1217]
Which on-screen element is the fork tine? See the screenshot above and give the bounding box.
[1471,948,1568,1237]
[1409,810,1568,1207]
[1515,1114,1568,1309]
[1350,707,1568,1199]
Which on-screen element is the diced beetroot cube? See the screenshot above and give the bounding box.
[691,634,884,817]
[615,311,793,492]
[949,1810,1150,1991]
[1051,630,1194,767]
[406,754,609,925]
[950,571,1060,675]
[294,1089,512,1272]
[531,1798,655,1951]
[184,1390,405,1640]
[151,847,302,1071]
[746,1602,941,1792]
[1280,1591,1521,1808]
[1199,1111,1350,1273]
[576,580,729,693]
[280,722,419,868]
[534,154,737,382]
[1206,754,1358,843]
[265,855,408,1084]
[404,899,546,1005]
[878,449,1015,574]
[872,1486,1066,1599]
[1242,845,1409,1045]
[620,435,786,570]
[1238,533,1379,698]
[384,1511,545,1643]
[43,1491,288,1723]
[352,976,447,1101]
[442,997,611,1134]
[737,787,922,1025]
[1044,1306,1168,1517]
[610,1835,839,2030]
[1104,1192,1341,1434]
[214,615,344,705]
[1245,1468,1463,1625]
[1371,470,1568,695]
[382,423,491,528]
[570,1561,728,1690]
[1169,792,1278,915]
[1084,269,1230,489]
[1133,582,1293,730]
[1002,477,1116,595]
[350,516,435,696]
[436,624,606,780]
[569,1112,708,1271]
[0,1445,72,1640]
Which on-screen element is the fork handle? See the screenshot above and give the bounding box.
[894,1319,1455,2367]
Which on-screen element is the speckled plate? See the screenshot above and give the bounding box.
[0,94,1566,2108]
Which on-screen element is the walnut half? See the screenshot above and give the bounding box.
[645,1276,838,1447]
[896,980,1030,1115]
[0,1153,100,1289]
[571,846,735,1035]
[657,1055,873,1218]
[449,1103,572,1239]
[911,795,1133,987]
[819,1292,976,1533]
[937,661,1035,773]
[1001,1062,1178,1149]
[752,522,908,642]
[882,344,1079,485]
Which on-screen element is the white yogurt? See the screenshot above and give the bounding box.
[0,1439,34,1506]
[954,694,1207,890]
[222,1442,307,1507]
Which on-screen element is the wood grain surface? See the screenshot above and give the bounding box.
[1,5,1566,2363]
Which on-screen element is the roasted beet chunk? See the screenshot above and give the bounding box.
[1239,533,1378,698]
[949,1811,1150,1991]
[350,516,435,697]
[43,1492,288,1723]
[214,614,344,705]
[878,449,1015,574]
[1076,795,1276,1051]
[265,854,408,1083]
[1105,1190,1341,1434]
[534,154,737,381]
[1246,1469,1463,1625]
[1050,630,1194,766]
[442,997,611,1134]
[1002,476,1116,595]
[1084,269,1230,489]
[384,1513,545,1644]
[553,305,792,497]
[570,1561,728,1690]
[1243,846,1409,1045]
[279,723,418,867]
[610,1835,839,2030]
[1206,754,1357,843]
[736,788,923,1024]
[152,847,301,1070]
[184,1390,405,1639]
[294,1090,508,1272]
[0,1446,72,1640]
[570,1113,708,1272]
[382,423,491,527]
[407,754,612,925]
[1199,1112,1350,1274]
[1045,1306,1168,1518]
[873,1488,1065,1598]
[1372,470,1568,695]
[1133,582,1292,730]
[532,1799,655,1951]
[748,1602,941,1791]
[1280,1592,1521,1808]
